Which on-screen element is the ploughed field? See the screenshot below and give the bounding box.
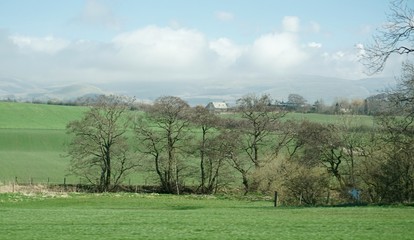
[1,193,413,240]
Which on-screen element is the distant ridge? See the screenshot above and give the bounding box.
[0,78,108,102]
[0,75,395,105]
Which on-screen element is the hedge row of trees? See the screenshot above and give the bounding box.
[66,67,414,204]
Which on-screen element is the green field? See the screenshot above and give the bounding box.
[0,102,85,184]
[0,102,374,184]
[0,102,412,240]
[0,193,413,240]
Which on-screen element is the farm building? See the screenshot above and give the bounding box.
[205,102,228,112]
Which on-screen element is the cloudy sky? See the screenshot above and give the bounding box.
[0,0,411,100]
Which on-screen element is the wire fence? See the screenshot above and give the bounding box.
[0,176,161,193]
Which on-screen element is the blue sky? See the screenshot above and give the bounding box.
[0,0,411,95]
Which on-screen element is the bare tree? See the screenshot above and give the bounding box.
[364,63,414,203]
[362,0,414,74]
[188,105,220,193]
[236,94,285,169]
[216,129,253,194]
[66,95,138,192]
[361,0,414,202]
[135,96,190,194]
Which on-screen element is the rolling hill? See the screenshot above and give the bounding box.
[0,75,395,106]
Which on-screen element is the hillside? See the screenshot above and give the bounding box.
[0,102,87,183]
[0,102,86,129]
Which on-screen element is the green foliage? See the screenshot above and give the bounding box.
[1,193,414,240]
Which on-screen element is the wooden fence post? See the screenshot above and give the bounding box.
[274,191,278,207]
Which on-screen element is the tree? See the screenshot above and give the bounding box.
[216,129,252,194]
[201,131,235,193]
[287,93,307,111]
[188,105,220,193]
[365,63,414,203]
[280,160,330,206]
[312,99,326,113]
[288,121,348,190]
[234,94,286,192]
[236,94,285,168]
[360,0,414,203]
[66,95,138,192]
[362,0,414,74]
[135,96,190,194]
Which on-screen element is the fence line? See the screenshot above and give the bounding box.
[1,176,148,186]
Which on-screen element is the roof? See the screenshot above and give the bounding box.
[206,102,228,109]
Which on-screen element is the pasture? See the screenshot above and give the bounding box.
[0,102,85,184]
[1,102,412,239]
[0,193,413,240]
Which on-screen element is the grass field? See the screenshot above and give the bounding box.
[0,193,413,240]
[0,102,82,183]
[1,102,412,239]
[0,102,86,129]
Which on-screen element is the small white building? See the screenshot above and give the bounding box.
[206,102,228,112]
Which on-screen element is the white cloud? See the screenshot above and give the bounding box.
[249,32,308,72]
[215,11,235,22]
[111,26,211,78]
[282,16,300,33]
[209,38,244,65]
[308,42,322,48]
[355,43,366,58]
[2,13,401,91]
[334,51,346,59]
[9,35,69,54]
[75,0,122,30]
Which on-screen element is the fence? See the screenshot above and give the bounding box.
[0,176,161,193]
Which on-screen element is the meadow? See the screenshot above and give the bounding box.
[1,193,413,240]
[1,102,413,240]
[0,102,86,184]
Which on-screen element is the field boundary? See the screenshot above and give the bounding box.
[0,182,185,194]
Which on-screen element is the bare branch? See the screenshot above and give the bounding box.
[361,0,414,74]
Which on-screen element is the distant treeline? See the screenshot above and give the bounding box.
[0,91,392,116]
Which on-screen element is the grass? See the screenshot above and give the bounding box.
[0,102,86,129]
[0,102,411,239]
[0,128,74,184]
[285,112,375,127]
[0,193,413,240]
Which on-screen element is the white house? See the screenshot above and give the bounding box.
[205,102,228,112]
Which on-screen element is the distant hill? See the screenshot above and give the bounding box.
[0,78,108,102]
[261,75,395,104]
[96,75,396,106]
[0,75,395,105]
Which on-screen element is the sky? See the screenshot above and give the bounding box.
[0,0,412,100]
